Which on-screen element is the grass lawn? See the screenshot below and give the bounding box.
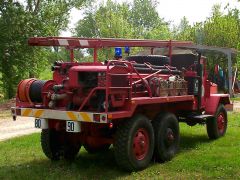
[232,97,240,101]
[0,112,239,179]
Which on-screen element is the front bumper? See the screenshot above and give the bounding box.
[11,107,109,124]
[225,104,233,112]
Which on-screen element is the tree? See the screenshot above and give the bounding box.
[173,4,240,73]
[74,0,171,60]
[0,0,88,98]
[173,16,193,41]
[129,0,170,39]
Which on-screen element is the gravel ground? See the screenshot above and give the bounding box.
[0,117,40,141]
[234,101,240,112]
[0,101,239,142]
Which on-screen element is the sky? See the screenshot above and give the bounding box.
[61,0,239,36]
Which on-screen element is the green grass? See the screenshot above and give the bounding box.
[231,97,240,101]
[0,112,239,179]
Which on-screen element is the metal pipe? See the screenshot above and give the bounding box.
[94,48,98,63]
[51,93,67,101]
[168,40,173,66]
[227,51,233,97]
[197,53,202,111]
[70,49,74,62]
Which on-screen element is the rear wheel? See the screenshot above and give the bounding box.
[206,104,227,139]
[152,113,180,162]
[41,129,81,161]
[63,134,81,160]
[114,114,154,171]
[41,129,62,160]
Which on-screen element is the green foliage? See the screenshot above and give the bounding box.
[0,0,88,98]
[173,16,193,41]
[74,0,171,60]
[75,0,171,39]
[173,4,240,73]
[203,5,239,48]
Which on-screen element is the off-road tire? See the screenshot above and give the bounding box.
[63,136,81,160]
[41,129,81,161]
[114,114,154,171]
[152,113,180,162]
[41,129,62,160]
[206,104,228,139]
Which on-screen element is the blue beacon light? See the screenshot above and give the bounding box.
[124,46,130,54]
[115,47,122,58]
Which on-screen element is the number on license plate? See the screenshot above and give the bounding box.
[35,118,48,129]
[66,121,81,133]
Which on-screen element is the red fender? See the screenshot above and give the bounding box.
[205,94,232,115]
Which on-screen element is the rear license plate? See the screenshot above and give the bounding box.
[35,118,48,129]
[66,121,81,133]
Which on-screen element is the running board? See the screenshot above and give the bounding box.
[188,114,214,121]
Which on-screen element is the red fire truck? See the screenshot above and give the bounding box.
[11,37,232,171]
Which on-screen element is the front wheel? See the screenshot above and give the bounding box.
[114,114,154,171]
[206,104,228,139]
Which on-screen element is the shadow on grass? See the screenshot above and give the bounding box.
[180,133,210,150]
[0,134,212,179]
[0,148,130,179]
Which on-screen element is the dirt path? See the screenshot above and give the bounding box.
[234,101,240,112]
[0,117,40,141]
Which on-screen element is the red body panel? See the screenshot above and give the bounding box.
[205,94,231,114]
[109,95,194,119]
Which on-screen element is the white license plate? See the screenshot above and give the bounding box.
[35,118,48,129]
[66,121,81,133]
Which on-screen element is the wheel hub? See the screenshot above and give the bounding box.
[217,113,225,134]
[166,128,175,146]
[133,128,149,160]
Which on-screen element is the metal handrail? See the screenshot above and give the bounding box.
[78,60,158,112]
[106,60,153,113]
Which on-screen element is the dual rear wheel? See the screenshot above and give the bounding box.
[114,113,179,171]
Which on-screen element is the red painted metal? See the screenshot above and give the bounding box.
[168,40,172,65]
[217,113,225,134]
[28,37,193,47]
[78,87,106,111]
[150,48,154,55]
[108,95,194,119]
[205,94,231,115]
[93,48,98,63]
[70,49,74,62]
[133,128,149,161]
[17,79,36,102]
